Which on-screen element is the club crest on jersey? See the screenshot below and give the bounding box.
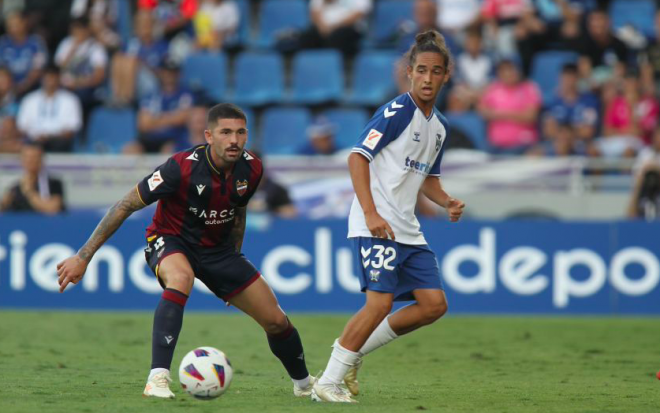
[413,132,421,142]
[370,270,381,282]
[236,179,248,196]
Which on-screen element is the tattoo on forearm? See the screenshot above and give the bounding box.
[230,207,247,252]
[78,188,146,262]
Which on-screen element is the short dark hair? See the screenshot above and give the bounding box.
[207,103,247,127]
[406,30,453,71]
[43,64,60,75]
[562,63,578,74]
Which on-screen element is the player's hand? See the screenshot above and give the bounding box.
[365,210,395,240]
[57,255,89,293]
[446,197,465,222]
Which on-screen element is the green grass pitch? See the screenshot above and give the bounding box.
[0,311,658,413]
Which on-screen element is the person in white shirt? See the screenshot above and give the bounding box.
[312,30,465,403]
[299,0,372,56]
[193,0,240,51]
[17,65,83,152]
[448,28,493,112]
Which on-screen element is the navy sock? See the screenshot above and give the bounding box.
[151,288,188,370]
[267,319,309,380]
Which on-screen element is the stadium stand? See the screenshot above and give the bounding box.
[260,107,312,155]
[290,49,344,105]
[345,50,400,106]
[255,0,309,48]
[232,51,285,107]
[85,107,137,154]
[181,52,228,102]
[322,108,369,150]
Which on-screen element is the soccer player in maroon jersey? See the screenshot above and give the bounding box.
[56,103,315,399]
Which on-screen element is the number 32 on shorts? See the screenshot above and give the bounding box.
[361,245,396,271]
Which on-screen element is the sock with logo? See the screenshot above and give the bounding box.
[151,288,188,369]
[266,318,309,380]
[358,316,398,356]
[318,340,361,386]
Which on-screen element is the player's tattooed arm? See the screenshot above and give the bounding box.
[231,206,247,253]
[77,187,147,262]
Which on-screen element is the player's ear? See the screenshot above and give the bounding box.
[204,129,212,145]
[406,64,413,80]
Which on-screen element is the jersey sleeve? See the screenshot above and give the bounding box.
[136,157,182,205]
[429,114,449,177]
[352,97,416,162]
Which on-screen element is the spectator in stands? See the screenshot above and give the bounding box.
[124,58,193,154]
[248,152,298,218]
[0,117,22,153]
[590,72,658,158]
[0,67,18,123]
[481,0,532,58]
[628,164,660,220]
[398,0,460,57]
[543,63,599,143]
[577,8,629,88]
[192,0,239,51]
[634,126,660,173]
[54,16,108,114]
[186,105,209,147]
[70,0,121,51]
[448,28,493,112]
[111,10,168,105]
[478,58,542,153]
[0,141,66,214]
[138,0,197,62]
[0,11,47,96]
[435,0,481,39]
[528,122,586,156]
[17,65,83,153]
[295,0,372,57]
[640,10,660,96]
[297,116,338,156]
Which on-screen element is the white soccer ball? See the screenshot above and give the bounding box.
[178,346,233,399]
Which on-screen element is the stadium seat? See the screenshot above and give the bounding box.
[610,0,656,37]
[260,107,312,155]
[370,0,414,47]
[85,107,137,154]
[291,50,344,105]
[181,52,228,102]
[232,51,285,107]
[117,0,132,45]
[530,51,579,105]
[225,0,251,48]
[346,50,399,106]
[445,111,489,152]
[255,0,308,48]
[322,108,369,149]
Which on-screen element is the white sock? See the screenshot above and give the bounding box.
[318,341,360,386]
[359,316,398,356]
[148,368,169,381]
[292,375,311,390]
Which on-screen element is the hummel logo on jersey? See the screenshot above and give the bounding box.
[436,133,443,152]
[196,184,205,195]
[361,247,371,267]
[363,129,383,150]
[384,107,396,118]
[413,132,421,142]
[391,101,403,109]
[186,152,199,161]
[165,335,173,344]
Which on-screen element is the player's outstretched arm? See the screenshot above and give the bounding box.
[348,152,395,240]
[230,206,247,253]
[57,187,147,293]
[421,176,465,222]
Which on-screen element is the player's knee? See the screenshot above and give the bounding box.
[366,300,393,320]
[421,300,448,324]
[262,311,289,335]
[164,271,194,294]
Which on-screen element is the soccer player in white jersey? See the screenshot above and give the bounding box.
[311,30,465,403]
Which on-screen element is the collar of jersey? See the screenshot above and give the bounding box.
[205,145,223,175]
[407,92,435,122]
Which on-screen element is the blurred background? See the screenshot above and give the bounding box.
[0,0,658,314]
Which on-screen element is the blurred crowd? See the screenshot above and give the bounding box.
[0,0,659,219]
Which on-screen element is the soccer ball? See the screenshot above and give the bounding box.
[178,346,233,399]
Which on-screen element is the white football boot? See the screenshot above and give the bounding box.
[311,381,357,403]
[143,371,175,399]
[293,374,317,397]
[343,358,363,396]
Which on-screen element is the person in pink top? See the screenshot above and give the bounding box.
[478,59,542,153]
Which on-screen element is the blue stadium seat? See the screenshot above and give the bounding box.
[346,50,399,106]
[322,108,369,150]
[530,51,579,105]
[85,107,137,154]
[291,50,344,104]
[232,51,284,106]
[117,0,132,46]
[255,0,308,48]
[445,112,489,152]
[370,0,414,46]
[610,0,656,37]
[226,0,251,48]
[260,107,312,155]
[181,52,228,102]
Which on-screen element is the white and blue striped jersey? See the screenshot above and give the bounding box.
[348,92,449,245]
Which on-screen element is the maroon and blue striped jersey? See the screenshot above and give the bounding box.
[136,144,263,248]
